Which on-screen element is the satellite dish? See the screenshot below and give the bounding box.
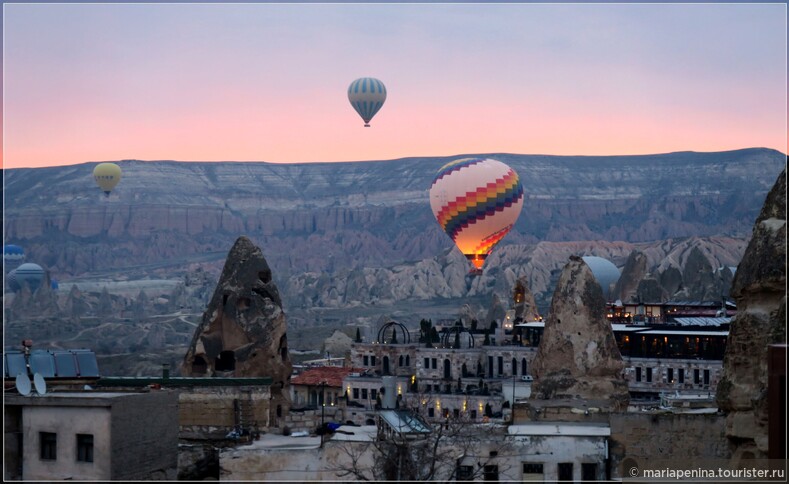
[15,373,32,396]
[34,373,47,395]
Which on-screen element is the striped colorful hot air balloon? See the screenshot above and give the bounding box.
[429,158,524,273]
[93,163,122,196]
[348,77,386,127]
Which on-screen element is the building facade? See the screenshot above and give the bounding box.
[4,390,178,481]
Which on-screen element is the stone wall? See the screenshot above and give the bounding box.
[110,391,180,480]
[608,412,731,479]
[177,386,272,438]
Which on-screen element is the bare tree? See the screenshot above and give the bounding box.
[332,392,511,481]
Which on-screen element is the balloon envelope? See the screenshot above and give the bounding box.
[14,262,45,293]
[348,77,386,127]
[429,158,524,271]
[7,270,20,292]
[581,256,621,300]
[93,163,122,195]
[4,244,25,260]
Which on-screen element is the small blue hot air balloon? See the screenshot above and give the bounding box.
[4,244,25,272]
[14,262,45,294]
[348,77,387,127]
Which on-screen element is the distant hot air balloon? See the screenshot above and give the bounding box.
[6,269,20,292]
[581,256,621,301]
[4,244,25,273]
[348,77,386,127]
[14,262,45,294]
[429,158,524,274]
[93,163,122,196]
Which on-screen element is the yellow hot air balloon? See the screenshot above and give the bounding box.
[93,163,122,196]
[429,158,524,274]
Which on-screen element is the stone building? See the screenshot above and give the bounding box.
[4,390,178,481]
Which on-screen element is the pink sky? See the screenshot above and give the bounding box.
[3,3,786,169]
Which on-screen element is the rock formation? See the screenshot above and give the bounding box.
[530,256,630,410]
[323,330,353,358]
[716,167,786,462]
[182,236,292,416]
[512,275,540,321]
[613,250,648,302]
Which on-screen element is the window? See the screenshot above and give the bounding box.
[353,388,359,399]
[424,357,430,369]
[76,434,93,463]
[636,367,642,382]
[405,355,410,367]
[371,356,376,366]
[361,389,368,400]
[679,368,685,383]
[431,358,437,369]
[704,369,710,385]
[363,355,369,366]
[557,462,573,481]
[522,463,544,481]
[371,389,377,400]
[646,367,652,383]
[694,369,700,384]
[453,408,460,418]
[484,464,499,481]
[428,407,435,417]
[582,463,597,481]
[667,368,674,383]
[497,356,503,375]
[40,432,57,460]
[399,355,404,366]
[470,410,477,419]
[457,464,474,481]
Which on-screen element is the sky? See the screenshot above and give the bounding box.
[3,2,787,169]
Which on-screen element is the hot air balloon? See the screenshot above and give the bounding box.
[4,244,25,273]
[14,262,45,293]
[93,163,122,196]
[429,158,524,274]
[348,77,386,127]
[6,269,20,292]
[581,256,621,301]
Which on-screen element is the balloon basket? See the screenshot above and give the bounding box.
[467,268,483,277]
[364,124,370,127]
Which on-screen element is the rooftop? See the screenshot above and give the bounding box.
[291,366,364,388]
[509,423,611,437]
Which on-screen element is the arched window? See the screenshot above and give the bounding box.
[383,356,391,375]
[444,359,451,379]
[399,355,404,367]
[405,355,410,367]
[512,358,518,376]
[522,358,528,375]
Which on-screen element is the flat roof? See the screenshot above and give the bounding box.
[509,423,611,437]
[96,376,273,387]
[611,324,649,332]
[638,330,728,336]
[5,391,154,407]
[329,425,378,442]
